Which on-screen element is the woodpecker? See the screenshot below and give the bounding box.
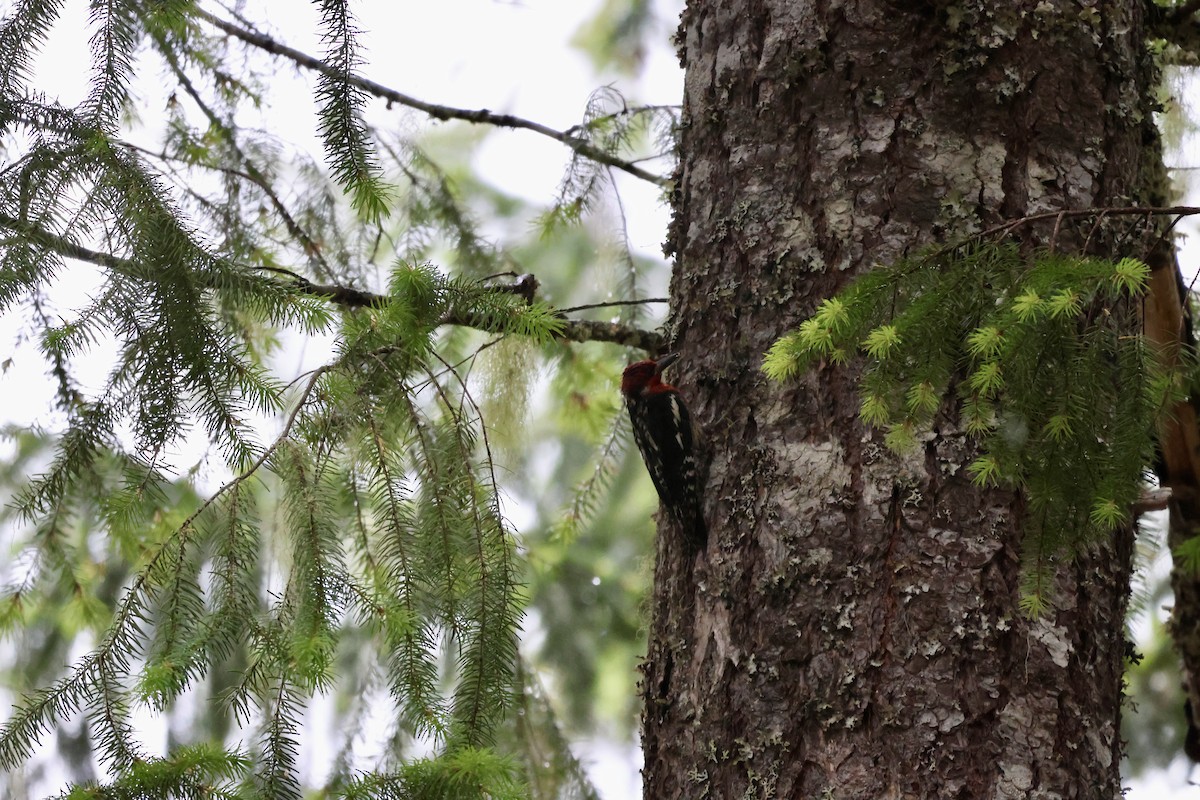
[620,353,706,547]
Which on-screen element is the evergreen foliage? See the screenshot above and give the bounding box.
[0,1,674,797]
[312,0,390,223]
[0,264,550,794]
[764,242,1184,614]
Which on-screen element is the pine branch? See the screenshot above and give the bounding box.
[0,0,65,99]
[0,213,666,352]
[310,0,389,221]
[538,87,665,234]
[150,40,336,278]
[421,355,520,748]
[199,368,331,525]
[194,9,671,188]
[362,415,446,739]
[4,369,327,768]
[251,676,302,800]
[275,440,345,690]
[85,0,139,126]
[555,410,629,542]
[766,237,1187,612]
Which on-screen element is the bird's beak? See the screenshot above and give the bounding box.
[655,352,680,374]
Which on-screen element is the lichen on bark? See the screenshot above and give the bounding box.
[644,2,1163,797]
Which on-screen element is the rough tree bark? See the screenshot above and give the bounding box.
[643,2,1167,797]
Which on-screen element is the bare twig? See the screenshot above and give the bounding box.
[977,205,1200,242]
[194,9,671,188]
[0,213,665,352]
[558,298,669,313]
[563,104,681,139]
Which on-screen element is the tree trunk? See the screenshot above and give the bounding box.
[643,2,1163,797]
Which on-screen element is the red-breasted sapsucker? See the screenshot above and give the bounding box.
[620,353,706,546]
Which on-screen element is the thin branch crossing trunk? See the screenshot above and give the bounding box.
[643,2,1167,796]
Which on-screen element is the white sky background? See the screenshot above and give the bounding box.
[3,0,1200,797]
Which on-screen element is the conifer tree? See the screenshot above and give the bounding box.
[0,2,670,796]
[5,1,1200,799]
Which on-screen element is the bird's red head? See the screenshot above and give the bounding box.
[621,352,680,397]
